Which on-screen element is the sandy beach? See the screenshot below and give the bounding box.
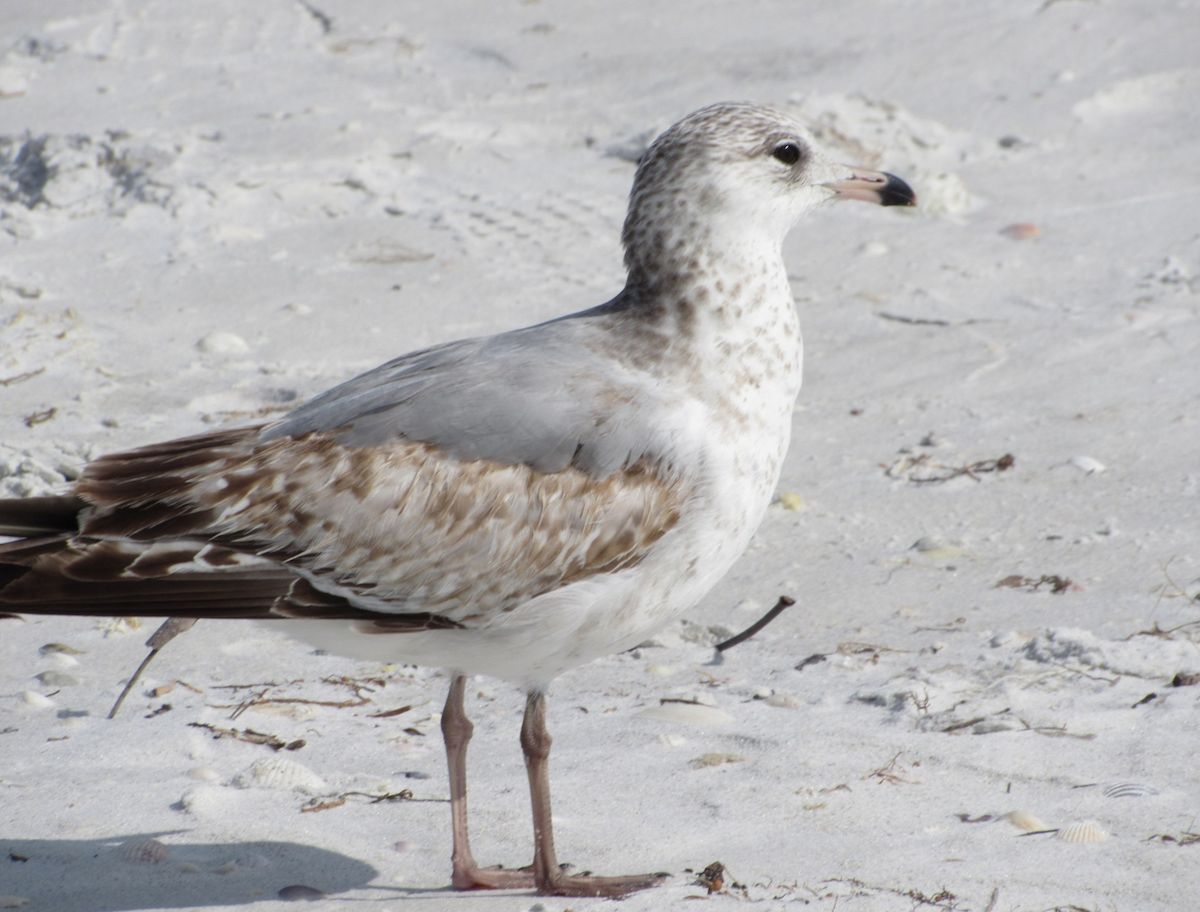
[2,1,1199,910]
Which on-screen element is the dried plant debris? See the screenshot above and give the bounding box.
[816,879,961,911]
[714,595,794,652]
[187,722,306,751]
[1125,620,1200,643]
[1147,558,1200,609]
[211,675,382,718]
[884,452,1014,484]
[1149,831,1200,847]
[689,752,746,770]
[863,752,921,785]
[996,574,1076,594]
[368,705,413,718]
[22,407,56,428]
[301,789,426,813]
[694,861,727,894]
[0,367,44,387]
[935,709,1095,740]
[1171,672,1200,687]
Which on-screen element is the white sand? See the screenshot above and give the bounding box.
[2,2,1198,910]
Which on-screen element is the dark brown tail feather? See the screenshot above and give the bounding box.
[0,536,463,630]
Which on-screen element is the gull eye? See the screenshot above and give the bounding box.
[772,142,802,166]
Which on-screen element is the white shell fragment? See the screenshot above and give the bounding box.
[21,690,55,709]
[912,536,964,560]
[764,693,802,708]
[1068,456,1106,474]
[1103,782,1159,799]
[1007,810,1048,831]
[0,897,30,909]
[119,837,172,864]
[39,642,84,656]
[638,703,733,727]
[196,330,249,355]
[1056,821,1108,843]
[233,756,326,793]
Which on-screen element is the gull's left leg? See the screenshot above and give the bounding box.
[520,689,670,897]
[441,673,536,890]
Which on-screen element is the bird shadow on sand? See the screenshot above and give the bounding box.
[0,834,380,910]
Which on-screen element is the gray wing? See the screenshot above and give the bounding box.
[262,307,670,477]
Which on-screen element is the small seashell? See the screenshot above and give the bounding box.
[638,703,733,727]
[278,884,327,901]
[196,330,249,354]
[1103,782,1158,799]
[213,860,238,875]
[1056,820,1108,843]
[1000,222,1042,241]
[240,852,272,868]
[658,733,687,747]
[21,690,55,709]
[1068,456,1105,474]
[912,536,963,560]
[764,693,801,708]
[179,863,202,874]
[779,492,804,511]
[1007,810,1048,831]
[178,785,236,817]
[188,766,220,782]
[119,837,171,864]
[392,840,418,853]
[645,664,676,677]
[0,897,30,909]
[233,756,326,793]
[690,752,746,769]
[39,642,84,657]
[35,671,79,687]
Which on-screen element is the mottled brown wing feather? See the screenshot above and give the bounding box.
[2,424,686,627]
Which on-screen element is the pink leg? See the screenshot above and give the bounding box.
[520,689,670,897]
[440,674,535,890]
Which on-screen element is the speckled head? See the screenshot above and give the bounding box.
[621,102,914,291]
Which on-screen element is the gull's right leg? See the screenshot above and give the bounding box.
[441,673,536,890]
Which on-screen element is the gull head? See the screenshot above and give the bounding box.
[622,102,915,282]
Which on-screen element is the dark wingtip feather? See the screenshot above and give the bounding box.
[0,496,86,537]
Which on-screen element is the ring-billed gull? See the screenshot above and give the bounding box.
[0,102,914,897]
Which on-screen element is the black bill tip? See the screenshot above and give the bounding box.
[878,172,917,208]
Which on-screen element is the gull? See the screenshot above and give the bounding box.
[0,102,914,897]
